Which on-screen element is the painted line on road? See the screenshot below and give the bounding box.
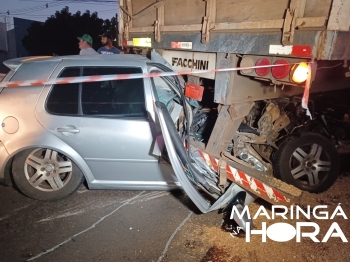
[14,204,32,211]
[0,214,11,221]
[37,192,170,223]
[144,192,170,201]
[157,211,193,262]
[27,191,145,261]
[37,200,96,223]
[125,191,165,200]
[38,210,85,222]
[77,189,89,194]
[129,192,171,204]
[0,204,32,221]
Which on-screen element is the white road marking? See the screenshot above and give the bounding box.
[38,210,85,222]
[27,191,145,261]
[0,215,10,221]
[37,201,96,223]
[77,190,89,194]
[129,192,170,204]
[0,205,32,221]
[144,192,170,201]
[37,192,170,223]
[14,205,31,211]
[94,200,121,209]
[157,211,193,262]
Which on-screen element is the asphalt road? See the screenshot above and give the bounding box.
[0,183,224,262]
[2,172,350,262]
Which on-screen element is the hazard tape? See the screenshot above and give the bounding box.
[197,150,292,204]
[0,62,308,88]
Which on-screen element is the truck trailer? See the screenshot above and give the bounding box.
[118,0,350,229]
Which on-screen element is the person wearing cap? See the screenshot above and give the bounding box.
[77,34,98,55]
[97,33,120,54]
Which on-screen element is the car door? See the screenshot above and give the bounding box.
[36,62,177,188]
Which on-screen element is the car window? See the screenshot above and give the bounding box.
[10,62,59,81]
[81,67,147,118]
[46,67,80,115]
[151,73,178,110]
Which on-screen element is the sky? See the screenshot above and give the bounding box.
[1,0,118,27]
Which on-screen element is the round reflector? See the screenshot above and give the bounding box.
[272,60,289,79]
[291,62,309,83]
[240,56,255,74]
[255,58,270,76]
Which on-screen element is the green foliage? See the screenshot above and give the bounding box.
[22,7,117,56]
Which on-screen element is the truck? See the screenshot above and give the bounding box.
[117,0,350,227]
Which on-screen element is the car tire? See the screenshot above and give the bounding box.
[12,148,84,200]
[273,133,339,193]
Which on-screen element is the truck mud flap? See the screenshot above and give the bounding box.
[155,101,303,211]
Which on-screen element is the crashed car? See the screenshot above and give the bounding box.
[0,54,340,229]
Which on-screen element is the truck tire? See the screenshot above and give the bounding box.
[12,148,84,200]
[273,133,339,193]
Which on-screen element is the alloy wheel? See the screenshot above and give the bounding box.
[24,148,73,192]
[289,143,331,186]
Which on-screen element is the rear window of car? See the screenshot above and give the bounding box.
[10,62,58,82]
[46,66,146,119]
[46,67,80,115]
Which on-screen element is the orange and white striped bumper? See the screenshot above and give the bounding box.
[197,149,302,206]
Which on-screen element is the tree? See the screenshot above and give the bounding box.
[22,7,117,56]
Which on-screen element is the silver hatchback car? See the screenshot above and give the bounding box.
[0,55,182,200]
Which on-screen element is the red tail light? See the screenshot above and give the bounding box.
[272,60,289,79]
[255,58,270,76]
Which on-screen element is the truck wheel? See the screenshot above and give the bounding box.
[273,133,339,193]
[12,148,84,200]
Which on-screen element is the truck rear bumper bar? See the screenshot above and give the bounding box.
[193,147,303,206]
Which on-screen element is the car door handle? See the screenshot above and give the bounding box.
[57,127,80,133]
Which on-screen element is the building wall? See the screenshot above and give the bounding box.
[13,17,41,57]
[0,22,7,53]
[0,17,42,73]
[7,29,17,59]
[0,22,9,73]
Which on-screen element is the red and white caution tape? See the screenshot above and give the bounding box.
[0,62,307,88]
[301,63,313,119]
[197,150,291,204]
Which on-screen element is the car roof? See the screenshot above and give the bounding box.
[3,54,151,71]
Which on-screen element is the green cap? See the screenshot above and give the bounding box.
[77,34,93,46]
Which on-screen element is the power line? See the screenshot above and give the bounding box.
[12,3,69,15]
[6,7,118,17]
[0,2,70,15]
[0,1,117,25]
[2,1,117,17]
[21,0,118,5]
[0,3,58,14]
[10,14,54,17]
[95,8,118,13]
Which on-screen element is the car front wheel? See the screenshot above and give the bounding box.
[273,133,339,193]
[12,148,84,200]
